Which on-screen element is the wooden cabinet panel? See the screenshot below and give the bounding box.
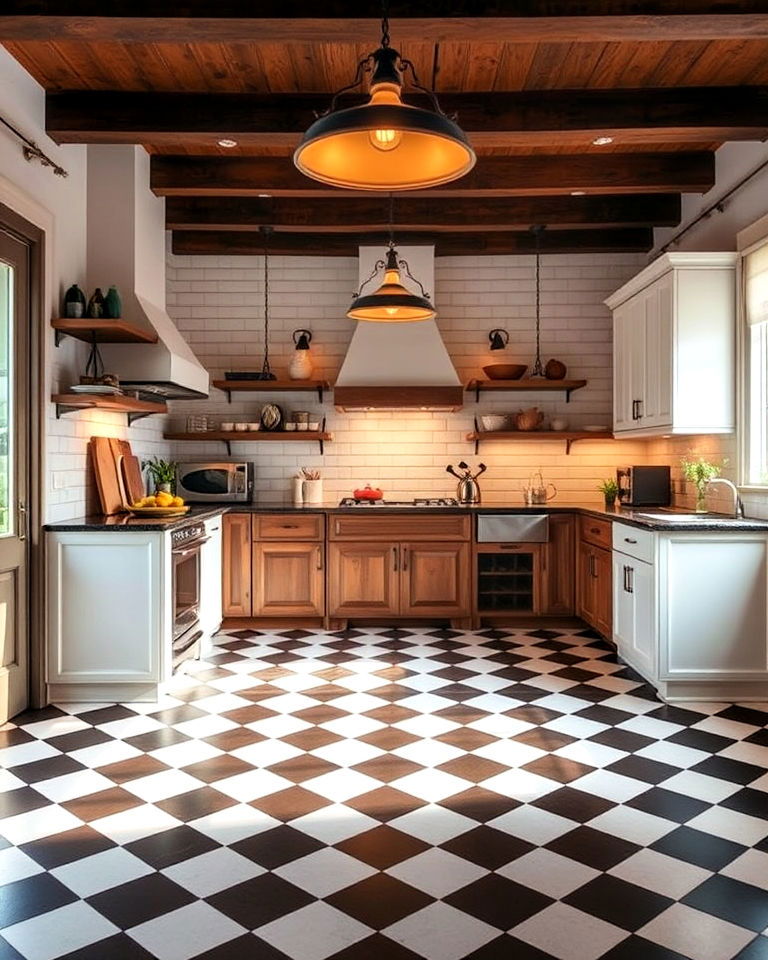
[543,514,575,616]
[254,513,324,541]
[593,546,613,639]
[328,542,400,617]
[222,513,252,617]
[579,515,613,551]
[330,514,471,541]
[252,542,324,617]
[401,542,471,618]
[577,540,597,627]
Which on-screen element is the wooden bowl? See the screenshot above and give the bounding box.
[483,364,527,381]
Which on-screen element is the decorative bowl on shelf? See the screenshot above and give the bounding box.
[480,414,509,432]
[483,364,527,381]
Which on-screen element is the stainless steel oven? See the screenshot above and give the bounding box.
[171,522,207,670]
[176,462,253,503]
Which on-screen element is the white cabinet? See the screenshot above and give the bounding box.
[611,521,768,701]
[47,530,172,702]
[200,516,223,654]
[606,252,736,438]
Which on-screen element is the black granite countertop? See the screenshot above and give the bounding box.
[44,501,768,533]
[44,506,227,533]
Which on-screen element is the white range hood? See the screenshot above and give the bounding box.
[87,145,209,399]
[334,245,463,411]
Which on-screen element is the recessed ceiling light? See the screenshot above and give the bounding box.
[592,136,614,146]
[257,193,272,198]
[217,139,238,148]
[570,190,586,196]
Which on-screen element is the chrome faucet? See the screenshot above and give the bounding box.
[706,478,745,519]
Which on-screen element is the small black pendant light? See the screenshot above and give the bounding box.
[294,3,475,191]
[530,225,546,378]
[254,225,277,381]
[347,195,436,322]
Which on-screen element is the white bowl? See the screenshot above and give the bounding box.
[284,422,297,431]
[480,414,508,432]
[234,423,249,432]
[247,422,260,431]
[221,422,234,431]
[308,422,320,432]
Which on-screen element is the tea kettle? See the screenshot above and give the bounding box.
[447,462,486,505]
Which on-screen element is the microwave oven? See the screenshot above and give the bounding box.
[176,462,254,503]
[617,465,671,507]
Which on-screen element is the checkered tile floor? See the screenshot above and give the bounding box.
[2,627,768,960]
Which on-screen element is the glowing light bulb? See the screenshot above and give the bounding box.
[370,127,402,151]
[385,306,398,316]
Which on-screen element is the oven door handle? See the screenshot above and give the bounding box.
[172,537,210,558]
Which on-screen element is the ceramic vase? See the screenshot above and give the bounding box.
[104,286,122,319]
[289,350,313,381]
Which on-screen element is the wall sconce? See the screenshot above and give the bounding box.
[488,329,509,351]
[290,329,313,380]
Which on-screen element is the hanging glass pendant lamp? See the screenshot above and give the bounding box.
[347,240,436,322]
[294,6,475,191]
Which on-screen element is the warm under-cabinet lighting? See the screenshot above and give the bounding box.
[293,12,475,191]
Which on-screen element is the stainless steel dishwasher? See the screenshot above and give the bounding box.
[476,515,550,616]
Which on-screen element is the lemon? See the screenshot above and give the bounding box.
[172,496,184,507]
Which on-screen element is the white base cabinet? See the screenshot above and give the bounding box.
[606,252,737,438]
[47,530,172,702]
[612,522,768,701]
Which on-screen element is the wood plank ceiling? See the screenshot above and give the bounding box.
[3,2,768,255]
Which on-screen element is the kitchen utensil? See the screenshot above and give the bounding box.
[121,454,145,505]
[480,414,508,432]
[91,437,125,515]
[354,485,383,501]
[303,479,323,503]
[516,407,544,431]
[483,364,527,381]
[527,470,557,504]
[448,462,487,504]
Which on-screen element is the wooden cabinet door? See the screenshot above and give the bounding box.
[542,514,575,615]
[252,542,324,618]
[222,513,252,617]
[593,546,613,638]
[401,542,471,617]
[328,542,400,617]
[577,540,596,627]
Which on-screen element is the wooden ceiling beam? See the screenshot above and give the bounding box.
[47,88,768,147]
[165,194,681,232]
[151,152,714,198]
[2,4,768,43]
[171,228,654,257]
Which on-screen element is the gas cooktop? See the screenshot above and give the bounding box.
[339,497,460,508]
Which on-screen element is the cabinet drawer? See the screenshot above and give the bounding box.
[330,514,471,541]
[579,515,613,550]
[253,513,325,541]
[613,522,655,564]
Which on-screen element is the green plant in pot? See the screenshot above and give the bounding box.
[144,457,178,495]
[680,456,727,513]
[598,478,619,509]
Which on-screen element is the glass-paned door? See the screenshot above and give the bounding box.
[0,229,29,722]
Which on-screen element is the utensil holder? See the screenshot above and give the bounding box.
[292,477,304,505]
[303,479,323,504]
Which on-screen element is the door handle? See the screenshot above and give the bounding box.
[17,501,27,541]
[624,537,638,544]
[316,546,323,570]
[393,546,398,572]
[589,553,595,578]
[402,547,409,572]
[628,566,634,594]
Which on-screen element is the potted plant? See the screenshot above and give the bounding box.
[144,457,178,495]
[680,456,727,513]
[598,478,619,509]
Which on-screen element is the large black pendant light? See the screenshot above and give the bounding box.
[294,6,475,191]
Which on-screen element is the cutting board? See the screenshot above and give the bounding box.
[91,437,125,515]
[121,454,145,505]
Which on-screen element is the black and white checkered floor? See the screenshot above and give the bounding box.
[2,627,768,960]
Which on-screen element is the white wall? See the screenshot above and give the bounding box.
[166,248,649,503]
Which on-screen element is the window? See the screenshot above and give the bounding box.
[745,240,768,485]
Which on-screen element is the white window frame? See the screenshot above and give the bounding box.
[738,217,768,491]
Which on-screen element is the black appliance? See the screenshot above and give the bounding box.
[617,465,671,507]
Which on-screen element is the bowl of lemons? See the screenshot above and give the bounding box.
[128,491,189,517]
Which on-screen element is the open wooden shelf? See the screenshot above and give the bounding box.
[213,379,331,402]
[467,429,613,454]
[52,393,167,425]
[166,427,332,455]
[52,318,158,346]
[466,378,588,402]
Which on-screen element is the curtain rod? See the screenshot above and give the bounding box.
[0,115,68,178]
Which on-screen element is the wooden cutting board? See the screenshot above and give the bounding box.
[91,437,125,515]
[122,454,145,505]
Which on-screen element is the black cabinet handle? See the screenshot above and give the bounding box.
[624,537,638,544]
